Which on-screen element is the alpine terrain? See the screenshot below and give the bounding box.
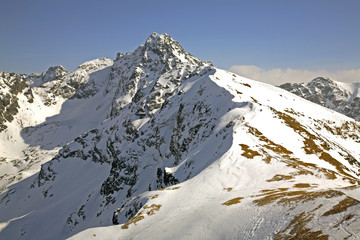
[1,33,360,240]
[280,78,360,122]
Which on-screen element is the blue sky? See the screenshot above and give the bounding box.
[1,0,359,83]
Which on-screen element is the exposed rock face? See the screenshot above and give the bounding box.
[279,77,360,121]
[0,71,28,131]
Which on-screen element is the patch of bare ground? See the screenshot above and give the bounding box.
[259,188,288,194]
[121,204,162,229]
[253,189,344,207]
[223,187,233,192]
[245,123,349,183]
[245,124,333,180]
[239,144,260,159]
[250,97,258,104]
[270,107,359,183]
[267,174,294,182]
[322,196,360,216]
[151,194,159,199]
[261,152,272,164]
[241,83,251,88]
[293,183,311,188]
[247,125,293,156]
[322,120,360,143]
[284,108,305,117]
[158,186,181,191]
[144,204,162,216]
[222,197,243,206]
[274,210,329,240]
[121,213,145,229]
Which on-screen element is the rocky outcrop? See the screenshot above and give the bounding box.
[279,77,360,121]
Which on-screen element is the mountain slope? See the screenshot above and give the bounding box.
[1,33,360,240]
[279,77,360,121]
[0,57,114,193]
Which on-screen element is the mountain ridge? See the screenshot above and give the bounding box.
[1,33,360,240]
[279,77,360,121]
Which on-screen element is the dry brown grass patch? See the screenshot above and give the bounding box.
[322,197,360,216]
[253,189,344,207]
[224,187,233,192]
[319,152,355,181]
[239,144,260,159]
[247,125,293,156]
[253,190,307,206]
[293,183,311,188]
[222,197,243,206]
[271,108,358,182]
[151,194,159,199]
[267,174,293,182]
[274,211,329,240]
[262,154,272,164]
[158,186,181,191]
[250,97,258,103]
[144,204,162,216]
[121,213,145,229]
[257,188,288,195]
[121,204,162,229]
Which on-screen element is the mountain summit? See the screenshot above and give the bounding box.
[1,34,360,240]
[143,32,209,66]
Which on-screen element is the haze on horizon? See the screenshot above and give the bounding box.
[0,0,359,85]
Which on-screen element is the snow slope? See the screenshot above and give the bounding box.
[0,58,113,193]
[1,33,360,240]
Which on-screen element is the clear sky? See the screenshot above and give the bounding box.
[1,0,359,84]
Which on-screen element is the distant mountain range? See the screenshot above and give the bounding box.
[1,33,360,240]
[280,77,360,121]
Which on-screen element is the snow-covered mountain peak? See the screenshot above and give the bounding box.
[308,77,338,88]
[143,32,210,67]
[113,32,211,73]
[76,57,113,73]
[144,32,168,45]
[107,33,213,115]
[280,77,360,121]
[143,32,182,54]
[31,65,68,86]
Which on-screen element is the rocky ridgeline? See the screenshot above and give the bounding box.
[2,33,360,240]
[280,77,360,121]
[0,58,114,132]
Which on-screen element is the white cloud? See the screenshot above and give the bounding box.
[228,65,360,86]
